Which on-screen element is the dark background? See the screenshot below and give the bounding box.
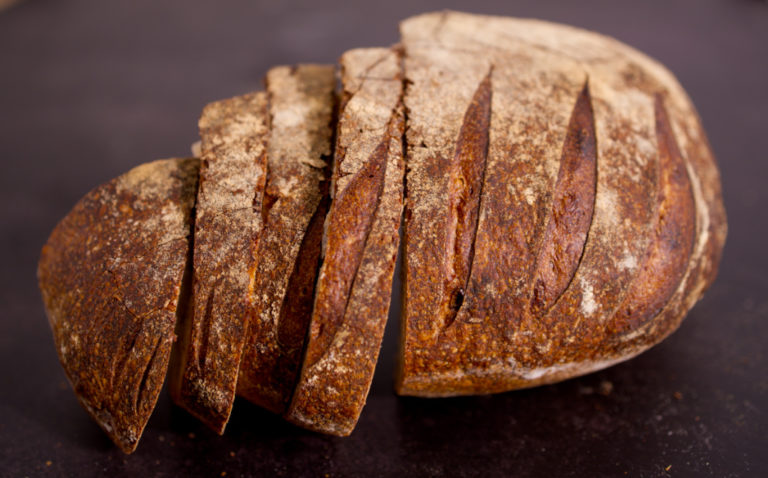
[1,0,766,476]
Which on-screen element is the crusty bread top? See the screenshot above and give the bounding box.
[38,158,199,453]
[236,64,335,413]
[37,12,728,448]
[397,11,726,396]
[169,93,269,433]
[286,48,404,435]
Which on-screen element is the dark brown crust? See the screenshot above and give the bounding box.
[169,93,269,434]
[38,158,199,453]
[605,95,696,335]
[441,69,492,328]
[236,65,335,413]
[41,12,728,444]
[303,139,388,369]
[275,181,330,356]
[397,11,726,397]
[286,48,404,435]
[529,82,597,318]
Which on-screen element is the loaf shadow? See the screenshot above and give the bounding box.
[125,392,344,474]
[225,397,304,439]
[392,352,686,476]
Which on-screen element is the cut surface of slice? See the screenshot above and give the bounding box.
[285,47,404,435]
[38,157,199,453]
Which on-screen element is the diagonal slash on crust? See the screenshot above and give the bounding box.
[302,113,396,370]
[529,80,597,319]
[440,67,493,329]
[605,94,696,335]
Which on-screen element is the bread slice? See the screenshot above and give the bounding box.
[38,158,199,453]
[236,64,335,413]
[396,11,726,396]
[168,93,269,433]
[285,48,404,435]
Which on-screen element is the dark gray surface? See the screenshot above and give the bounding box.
[1,0,766,476]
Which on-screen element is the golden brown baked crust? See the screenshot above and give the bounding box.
[168,93,269,433]
[285,48,404,435]
[38,12,728,447]
[38,158,199,453]
[396,11,727,396]
[236,64,335,413]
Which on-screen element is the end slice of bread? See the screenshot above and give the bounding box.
[38,158,199,453]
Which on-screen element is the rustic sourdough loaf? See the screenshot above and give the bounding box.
[236,64,335,413]
[168,93,269,433]
[38,11,727,450]
[38,158,199,453]
[396,11,727,396]
[285,48,404,435]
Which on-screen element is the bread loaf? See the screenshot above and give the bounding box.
[285,48,404,435]
[168,93,269,433]
[236,64,335,413]
[37,11,726,452]
[38,158,198,453]
[396,11,726,396]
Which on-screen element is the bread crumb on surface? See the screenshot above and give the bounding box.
[598,380,613,395]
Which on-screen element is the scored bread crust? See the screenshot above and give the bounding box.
[285,48,404,435]
[236,64,335,413]
[38,158,199,453]
[396,11,727,396]
[168,93,269,433]
[38,12,729,450]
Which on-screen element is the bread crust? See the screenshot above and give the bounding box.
[38,158,199,453]
[285,48,404,435]
[168,93,269,433]
[38,12,728,446]
[235,64,335,413]
[396,11,727,396]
